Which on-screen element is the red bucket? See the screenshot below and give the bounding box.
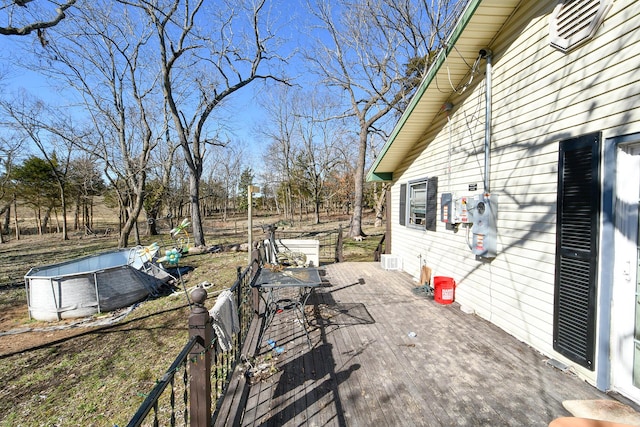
[433,276,456,305]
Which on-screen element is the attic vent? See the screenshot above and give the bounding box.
[549,0,612,52]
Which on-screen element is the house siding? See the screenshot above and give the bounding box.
[389,0,640,384]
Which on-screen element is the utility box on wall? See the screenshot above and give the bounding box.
[455,196,473,224]
[441,192,453,224]
[468,193,498,258]
[440,192,499,258]
[440,192,472,225]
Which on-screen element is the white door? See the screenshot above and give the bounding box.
[612,143,640,401]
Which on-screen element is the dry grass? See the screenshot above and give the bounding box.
[0,210,383,427]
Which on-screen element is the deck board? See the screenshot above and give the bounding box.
[238,262,611,427]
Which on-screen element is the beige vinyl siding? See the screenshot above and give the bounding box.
[492,1,640,140]
[389,0,640,382]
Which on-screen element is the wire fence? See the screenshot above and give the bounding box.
[126,257,258,427]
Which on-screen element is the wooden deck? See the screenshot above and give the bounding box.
[238,262,611,427]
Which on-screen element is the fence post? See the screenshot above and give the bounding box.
[188,287,212,426]
[251,246,261,314]
[335,225,344,263]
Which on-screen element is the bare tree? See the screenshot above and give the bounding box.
[32,2,164,247]
[164,152,190,221]
[1,96,76,240]
[0,0,76,44]
[123,0,290,247]
[258,85,299,222]
[306,0,464,238]
[144,109,180,236]
[295,90,349,224]
[256,167,278,213]
[209,144,245,222]
[67,154,105,232]
[0,133,22,242]
[258,85,354,224]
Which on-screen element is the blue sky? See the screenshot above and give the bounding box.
[0,0,435,180]
[1,57,281,200]
[0,0,321,172]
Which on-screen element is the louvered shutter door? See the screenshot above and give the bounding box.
[425,177,438,231]
[399,184,407,226]
[553,132,601,370]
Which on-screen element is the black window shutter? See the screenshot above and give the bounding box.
[399,184,407,226]
[425,177,438,231]
[553,132,600,371]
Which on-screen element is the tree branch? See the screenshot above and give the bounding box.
[0,0,77,37]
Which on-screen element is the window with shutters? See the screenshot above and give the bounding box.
[409,180,428,226]
[399,177,438,231]
[549,0,612,53]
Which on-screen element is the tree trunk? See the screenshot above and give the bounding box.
[2,204,9,239]
[74,197,80,231]
[314,199,320,225]
[275,194,281,216]
[60,188,68,240]
[53,208,60,233]
[118,210,133,247]
[374,183,388,228]
[298,194,303,223]
[148,214,159,235]
[84,203,90,231]
[349,129,368,237]
[134,220,140,246]
[287,185,294,222]
[146,197,163,236]
[118,187,145,248]
[118,207,140,248]
[37,208,43,235]
[190,173,205,247]
[42,207,51,230]
[0,204,5,243]
[13,198,19,241]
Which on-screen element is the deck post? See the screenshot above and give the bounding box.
[251,246,261,314]
[188,287,212,427]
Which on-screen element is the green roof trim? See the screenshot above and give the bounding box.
[365,0,483,182]
[368,172,393,182]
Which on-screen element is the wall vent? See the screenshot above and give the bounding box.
[549,0,612,53]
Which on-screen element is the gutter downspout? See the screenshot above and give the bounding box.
[481,48,492,193]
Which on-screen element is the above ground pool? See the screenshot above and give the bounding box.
[24,248,173,321]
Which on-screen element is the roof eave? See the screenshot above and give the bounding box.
[366,0,514,183]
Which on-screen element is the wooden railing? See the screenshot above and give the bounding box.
[373,233,386,262]
[127,226,343,426]
[127,251,261,427]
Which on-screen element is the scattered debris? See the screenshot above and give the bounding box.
[267,339,285,354]
[460,305,475,314]
[0,303,140,337]
[197,281,214,289]
[545,358,573,374]
[412,285,433,297]
[242,354,280,384]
